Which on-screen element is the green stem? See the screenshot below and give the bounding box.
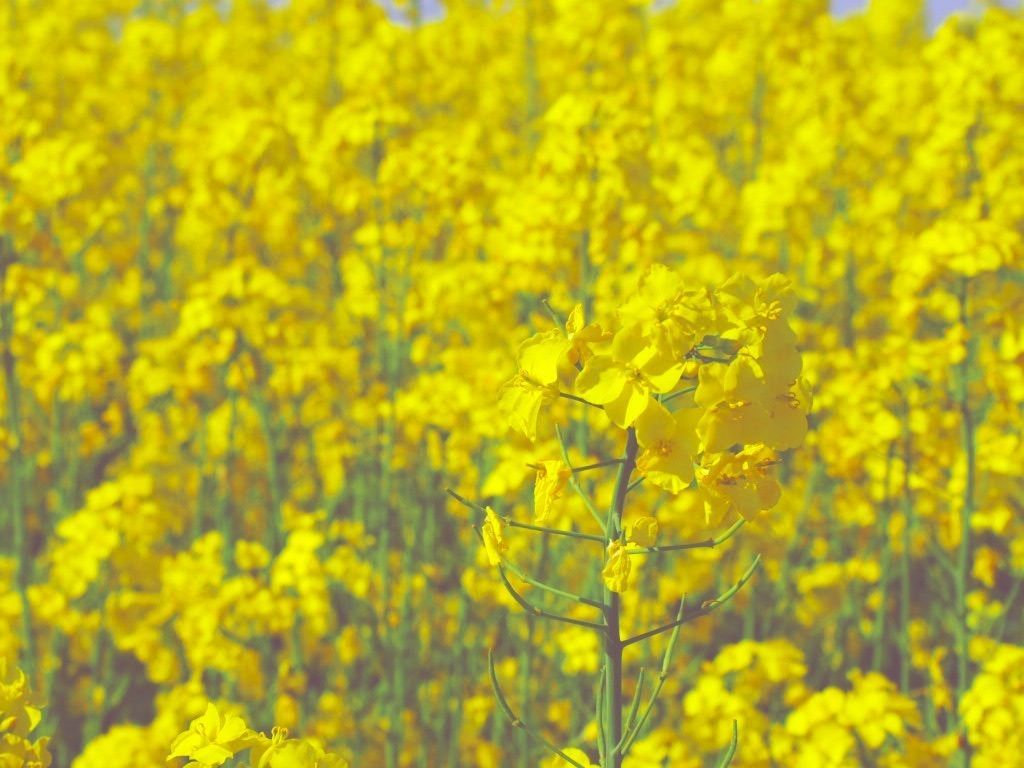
[595,665,607,766]
[505,518,606,543]
[619,667,646,747]
[571,459,623,473]
[715,721,740,767]
[254,393,284,553]
[619,599,686,757]
[556,426,608,535]
[872,445,896,673]
[627,519,746,555]
[900,402,914,693]
[661,385,697,405]
[446,488,606,544]
[622,555,761,647]
[0,246,35,672]
[496,563,604,630]
[560,391,603,409]
[954,280,976,762]
[500,557,607,610]
[488,650,588,768]
[602,428,639,768]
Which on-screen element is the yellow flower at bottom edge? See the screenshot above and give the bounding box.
[167,703,259,767]
[251,728,349,768]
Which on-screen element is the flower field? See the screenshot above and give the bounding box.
[1,0,1023,766]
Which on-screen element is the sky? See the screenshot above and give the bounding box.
[386,1,1014,29]
[832,0,1007,27]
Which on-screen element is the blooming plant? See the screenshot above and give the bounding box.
[452,267,808,765]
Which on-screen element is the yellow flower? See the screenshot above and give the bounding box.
[480,506,508,566]
[167,703,258,767]
[515,305,608,391]
[532,459,571,523]
[635,400,700,493]
[0,662,42,739]
[601,539,631,594]
[498,370,557,442]
[694,357,770,453]
[517,329,570,387]
[697,445,782,523]
[565,303,611,366]
[574,324,682,429]
[617,264,703,359]
[626,516,660,548]
[251,728,349,768]
[844,670,920,750]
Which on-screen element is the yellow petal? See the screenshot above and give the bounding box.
[575,355,626,404]
[601,540,630,593]
[533,460,570,524]
[481,506,508,566]
[565,304,585,336]
[635,399,674,447]
[604,382,650,429]
[694,363,726,408]
[190,743,236,765]
[217,715,250,744]
[518,330,569,386]
[627,517,660,547]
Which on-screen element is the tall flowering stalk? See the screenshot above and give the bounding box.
[452,266,808,766]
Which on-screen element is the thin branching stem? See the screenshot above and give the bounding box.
[501,557,607,610]
[612,668,646,754]
[622,555,761,647]
[661,384,697,405]
[619,598,685,757]
[595,664,607,766]
[714,720,740,767]
[505,518,607,543]
[447,488,605,543]
[571,459,623,473]
[627,519,746,555]
[496,563,605,631]
[555,426,608,535]
[559,391,603,409]
[488,650,588,768]
[541,298,564,330]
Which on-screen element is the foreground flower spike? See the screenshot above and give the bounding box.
[479,267,806,765]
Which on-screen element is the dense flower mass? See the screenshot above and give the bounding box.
[0,0,1022,766]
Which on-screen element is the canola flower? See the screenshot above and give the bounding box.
[0,0,1019,766]
[167,702,348,768]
